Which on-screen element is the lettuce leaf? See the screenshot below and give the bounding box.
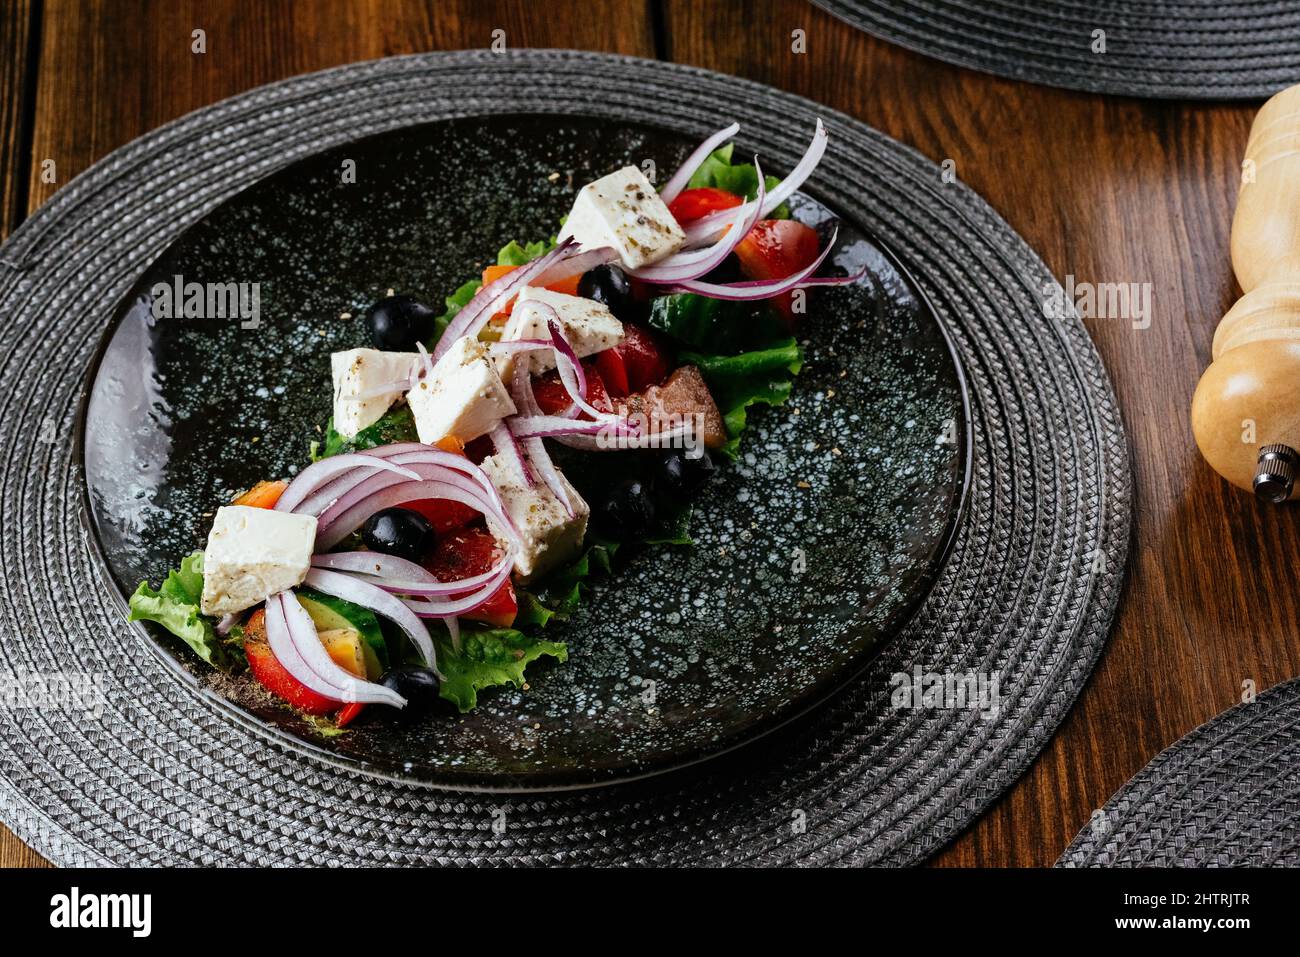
[315,405,419,460]
[685,144,790,219]
[435,626,568,712]
[681,338,802,459]
[128,551,236,670]
[516,540,620,629]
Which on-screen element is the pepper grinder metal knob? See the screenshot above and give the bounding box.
[1255,444,1299,503]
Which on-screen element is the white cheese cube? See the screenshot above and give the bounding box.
[556,166,685,270]
[331,348,419,440]
[405,334,517,445]
[480,453,589,582]
[500,286,625,375]
[200,506,318,616]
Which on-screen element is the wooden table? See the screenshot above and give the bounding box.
[3,0,1294,869]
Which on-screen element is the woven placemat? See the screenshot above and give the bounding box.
[0,50,1129,866]
[813,0,1300,100]
[1059,678,1300,867]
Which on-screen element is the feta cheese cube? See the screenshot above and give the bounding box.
[331,348,419,439]
[480,453,589,582]
[405,334,516,445]
[200,506,318,616]
[556,166,685,270]
[500,286,624,375]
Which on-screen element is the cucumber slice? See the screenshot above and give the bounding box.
[297,588,388,678]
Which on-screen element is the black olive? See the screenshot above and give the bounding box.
[379,666,442,722]
[365,294,436,351]
[361,507,434,563]
[593,477,657,541]
[653,449,715,503]
[578,264,639,322]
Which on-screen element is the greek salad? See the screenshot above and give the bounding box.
[128,121,860,730]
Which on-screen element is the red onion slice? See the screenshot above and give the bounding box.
[488,338,552,356]
[508,415,632,439]
[401,553,515,617]
[434,239,577,359]
[684,119,827,246]
[265,592,407,707]
[312,550,502,597]
[490,420,533,487]
[664,226,839,301]
[317,477,516,552]
[303,568,439,673]
[414,341,436,382]
[631,158,765,283]
[722,267,869,289]
[510,361,574,518]
[276,454,421,514]
[659,122,741,203]
[533,246,616,285]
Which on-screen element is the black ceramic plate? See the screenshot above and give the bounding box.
[78,114,969,790]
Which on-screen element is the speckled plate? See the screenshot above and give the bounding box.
[77,115,969,790]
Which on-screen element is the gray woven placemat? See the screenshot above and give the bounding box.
[813,0,1300,100]
[1059,677,1300,867]
[0,50,1129,866]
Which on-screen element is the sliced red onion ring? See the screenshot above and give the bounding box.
[313,552,502,596]
[317,477,516,552]
[508,415,640,440]
[414,341,436,382]
[631,158,765,283]
[510,361,574,518]
[490,419,533,487]
[723,267,869,289]
[276,453,421,514]
[434,239,577,359]
[312,551,442,583]
[487,337,552,355]
[401,552,514,618]
[659,122,741,203]
[265,592,407,707]
[303,568,439,673]
[215,613,238,637]
[351,378,412,401]
[533,246,616,285]
[684,119,827,246]
[664,226,839,301]
[545,313,626,423]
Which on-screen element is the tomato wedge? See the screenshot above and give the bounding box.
[733,219,822,322]
[596,322,671,396]
[668,187,743,224]
[427,527,517,628]
[532,361,612,417]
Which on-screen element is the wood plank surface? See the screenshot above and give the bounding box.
[3,0,1294,868]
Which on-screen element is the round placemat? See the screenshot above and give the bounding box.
[813,0,1300,100]
[0,50,1129,866]
[1059,677,1300,867]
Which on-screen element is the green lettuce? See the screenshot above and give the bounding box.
[128,551,236,670]
[649,293,804,458]
[314,405,419,460]
[435,626,568,712]
[685,144,790,219]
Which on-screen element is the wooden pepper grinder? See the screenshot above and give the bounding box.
[1192,83,1300,503]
